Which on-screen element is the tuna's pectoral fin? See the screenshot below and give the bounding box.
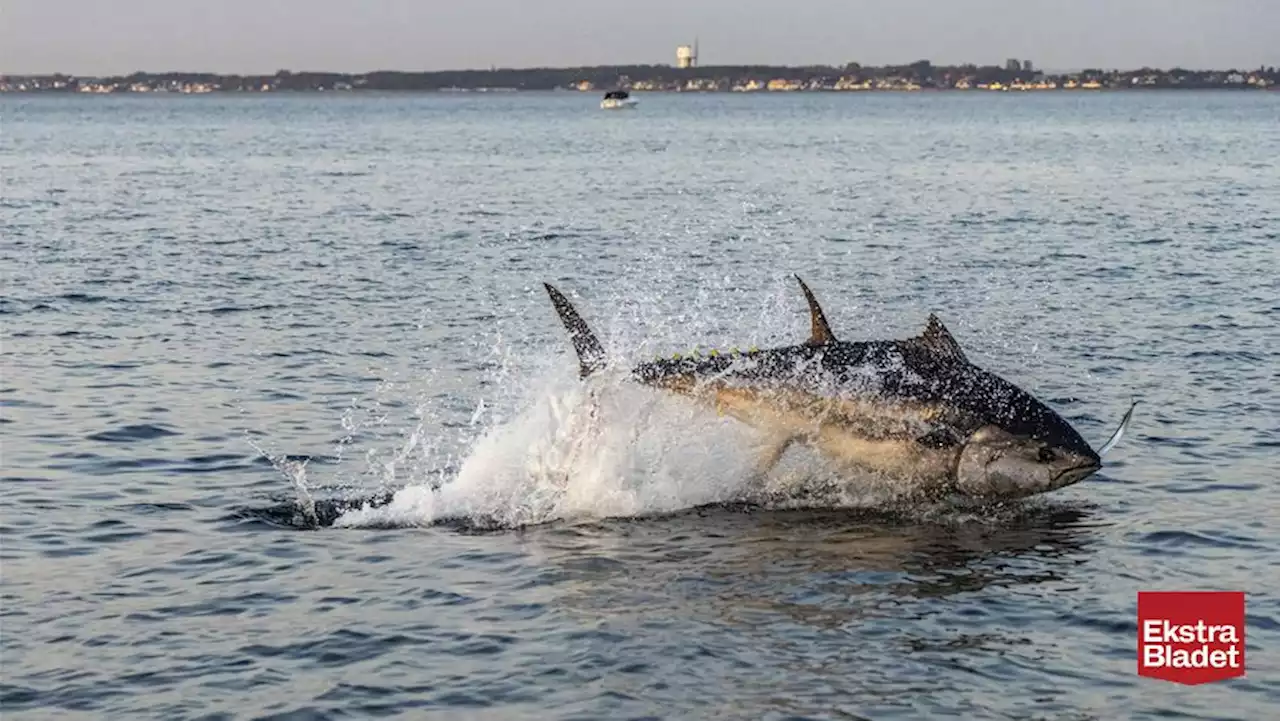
[913,314,968,363]
[795,275,837,346]
[544,283,606,379]
[916,426,964,449]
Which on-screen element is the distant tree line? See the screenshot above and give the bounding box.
[6,63,1278,92]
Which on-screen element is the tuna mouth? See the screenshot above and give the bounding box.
[1052,461,1102,488]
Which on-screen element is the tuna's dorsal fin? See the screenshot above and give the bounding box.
[544,283,606,378]
[915,314,968,363]
[795,275,836,346]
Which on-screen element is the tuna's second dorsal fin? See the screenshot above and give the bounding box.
[915,314,968,363]
[795,275,836,346]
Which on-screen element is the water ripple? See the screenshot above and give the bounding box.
[1,91,1276,721]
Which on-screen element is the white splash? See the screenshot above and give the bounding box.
[247,436,319,528]
[333,367,764,528]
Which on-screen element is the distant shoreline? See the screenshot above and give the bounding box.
[4,63,1276,94]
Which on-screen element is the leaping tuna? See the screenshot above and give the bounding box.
[543,277,1135,501]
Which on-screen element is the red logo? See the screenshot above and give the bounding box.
[1137,591,1245,685]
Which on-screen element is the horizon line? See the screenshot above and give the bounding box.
[5,60,1276,78]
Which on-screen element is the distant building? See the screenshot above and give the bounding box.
[676,40,698,69]
[1023,60,1034,72]
[1006,58,1021,72]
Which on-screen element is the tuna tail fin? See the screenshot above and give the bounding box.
[544,283,606,379]
[794,275,837,346]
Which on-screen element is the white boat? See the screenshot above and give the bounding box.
[600,90,638,109]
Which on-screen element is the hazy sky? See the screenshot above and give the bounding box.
[2,0,1275,75]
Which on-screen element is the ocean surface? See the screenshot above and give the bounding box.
[2,91,1278,720]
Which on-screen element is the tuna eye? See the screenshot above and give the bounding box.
[1037,448,1056,462]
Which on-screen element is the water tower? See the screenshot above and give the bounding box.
[676,40,698,69]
